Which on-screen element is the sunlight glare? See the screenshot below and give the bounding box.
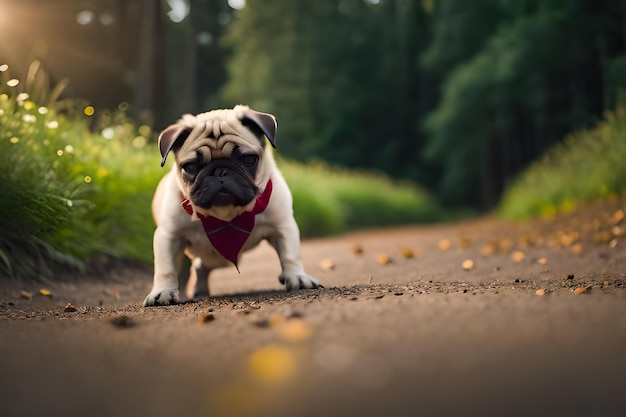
[99,12,114,26]
[228,0,246,10]
[167,0,189,23]
[76,10,95,25]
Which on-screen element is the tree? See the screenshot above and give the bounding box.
[221,0,434,183]
[423,0,626,207]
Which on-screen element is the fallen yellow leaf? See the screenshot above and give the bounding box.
[535,289,546,296]
[481,242,497,256]
[510,251,525,262]
[461,259,474,271]
[499,238,514,252]
[437,239,452,251]
[573,287,590,295]
[319,258,335,271]
[39,289,52,297]
[377,253,391,265]
[249,345,296,384]
[268,314,286,327]
[571,243,583,254]
[537,257,548,265]
[352,244,364,255]
[277,318,313,342]
[400,247,414,258]
[198,313,215,324]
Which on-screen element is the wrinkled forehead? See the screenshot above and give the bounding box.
[177,117,261,161]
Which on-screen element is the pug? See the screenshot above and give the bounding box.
[143,105,321,307]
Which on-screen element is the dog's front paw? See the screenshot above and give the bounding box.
[279,273,322,291]
[143,288,180,307]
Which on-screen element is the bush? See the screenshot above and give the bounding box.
[279,160,440,237]
[0,62,161,279]
[499,108,626,219]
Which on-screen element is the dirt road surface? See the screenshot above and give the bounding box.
[1,202,625,417]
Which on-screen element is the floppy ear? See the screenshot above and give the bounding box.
[241,109,277,148]
[158,124,191,167]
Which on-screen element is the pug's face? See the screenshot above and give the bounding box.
[158,105,277,221]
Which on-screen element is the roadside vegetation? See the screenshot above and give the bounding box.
[0,63,439,280]
[499,108,626,220]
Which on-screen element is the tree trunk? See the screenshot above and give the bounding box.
[136,0,165,127]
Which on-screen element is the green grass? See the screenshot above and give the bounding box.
[499,108,626,219]
[0,62,440,280]
[280,160,440,237]
[0,70,162,279]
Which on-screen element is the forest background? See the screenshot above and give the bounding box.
[4,0,626,207]
[1,0,626,278]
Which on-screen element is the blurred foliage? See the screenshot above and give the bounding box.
[0,62,159,279]
[499,108,626,220]
[279,159,440,237]
[4,0,625,210]
[220,0,626,208]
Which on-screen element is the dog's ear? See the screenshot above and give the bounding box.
[241,109,277,148]
[158,124,191,167]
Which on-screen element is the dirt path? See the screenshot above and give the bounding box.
[1,202,625,417]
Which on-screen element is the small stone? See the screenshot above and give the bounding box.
[63,303,77,313]
[109,315,133,328]
[567,274,575,280]
[236,309,254,316]
[198,313,215,324]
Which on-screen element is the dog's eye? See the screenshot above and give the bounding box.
[242,155,258,168]
[181,162,200,181]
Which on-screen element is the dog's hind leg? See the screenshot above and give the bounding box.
[185,258,211,299]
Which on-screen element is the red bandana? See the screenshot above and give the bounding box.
[181,179,273,268]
